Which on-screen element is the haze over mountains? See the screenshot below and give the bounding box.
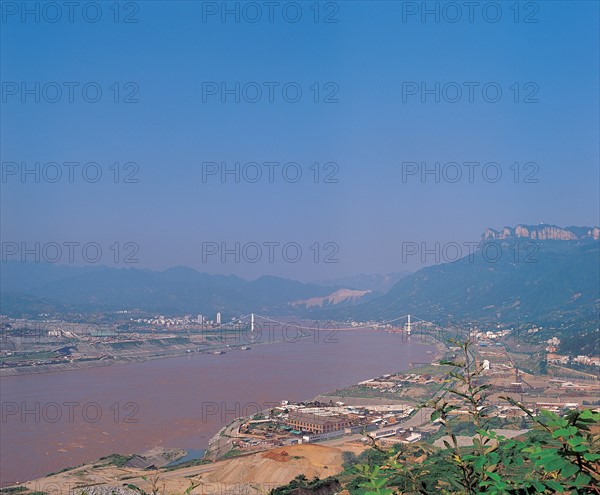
[343,224,598,323]
[1,225,598,324]
[314,272,411,293]
[0,264,346,316]
[332,230,599,324]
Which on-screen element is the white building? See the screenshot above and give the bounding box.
[216,312,221,325]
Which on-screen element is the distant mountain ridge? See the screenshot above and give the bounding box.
[318,224,600,324]
[1,224,598,324]
[0,263,375,317]
[482,224,599,241]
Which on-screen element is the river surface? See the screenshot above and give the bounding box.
[0,329,434,485]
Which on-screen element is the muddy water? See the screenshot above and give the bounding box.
[0,330,433,484]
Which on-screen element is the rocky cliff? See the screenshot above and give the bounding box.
[482,224,599,241]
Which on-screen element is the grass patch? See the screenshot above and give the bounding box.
[98,454,135,467]
[221,448,242,459]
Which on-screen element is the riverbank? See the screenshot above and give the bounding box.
[6,355,443,494]
[1,326,408,378]
[8,441,368,495]
[0,336,290,377]
[2,329,440,485]
[203,333,446,461]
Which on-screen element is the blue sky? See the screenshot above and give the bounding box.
[1,0,599,280]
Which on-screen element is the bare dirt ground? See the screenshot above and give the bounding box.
[19,442,368,495]
[206,444,353,486]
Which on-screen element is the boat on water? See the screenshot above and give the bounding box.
[212,350,225,355]
[240,346,251,350]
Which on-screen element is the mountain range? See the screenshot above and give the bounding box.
[0,264,349,316]
[319,224,599,324]
[1,224,598,325]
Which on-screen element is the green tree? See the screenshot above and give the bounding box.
[353,340,599,494]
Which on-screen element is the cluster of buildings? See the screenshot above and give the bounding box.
[232,401,419,449]
[545,337,600,367]
[286,410,350,435]
[358,372,442,392]
[547,354,600,367]
[133,312,229,328]
[474,328,512,341]
[571,355,600,366]
[370,427,423,445]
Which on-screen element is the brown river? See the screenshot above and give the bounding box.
[0,329,435,485]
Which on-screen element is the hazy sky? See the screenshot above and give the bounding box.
[1,0,599,281]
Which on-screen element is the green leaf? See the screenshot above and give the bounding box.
[571,444,588,452]
[583,453,600,461]
[544,479,565,492]
[543,456,568,472]
[486,472,502,482]
[552,426,577,438]
[532,481,545,492]
[573,472,591,486]
[560,462,579,478]
[374,477,387,489]
[540,410,560,421]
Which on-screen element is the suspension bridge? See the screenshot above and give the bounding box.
[231,312,458,337]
